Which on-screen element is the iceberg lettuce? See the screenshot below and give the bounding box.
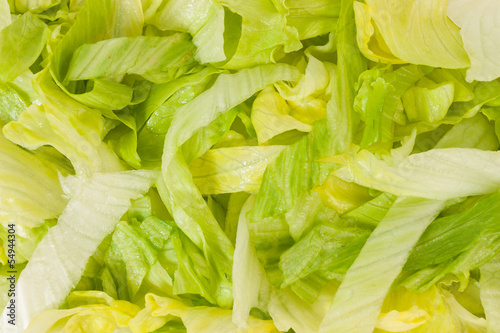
[2,0,500,332]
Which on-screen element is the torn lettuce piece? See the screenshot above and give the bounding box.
[402,191,500,292]
[232,195,272,330]
[319,197,446,333]
[354,64,432,147]
[402,77,454,124]
[190,145,285,194]
[134,67,220,168]
[148,0,226,64]
[251,86,312,144]
[285,0,340,40]
[0,170,158,330]
[129,293,279,333]
[268,281,338,333]
[65,34,196,83]
[0,12,50,84]
[434,114,499,151]
[0,133,67,228]
[426,68,476,102]
[52,0,144,83]
[280,223,371,289]
[216,0,302,69]
[102,221,174,302]
[9,0,62,14]
[3,68,124,176]
[448,0,500,81]
[157,64,300,307]
[333,147,500,200]
[480,254,500,333]
[0,0,10,31]
[353,0,470,68]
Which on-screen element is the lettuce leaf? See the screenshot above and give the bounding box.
[65,34,196,83]
[0,12,50,84]
[190,145,285,194]
[448,0,500,81]
[148,0,226,64]
[319,197,447,333]
[354,0,470,68]
[480,254,500,333]
[0,170,157,330]
[333,148,500,200]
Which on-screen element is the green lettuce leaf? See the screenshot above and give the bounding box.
[0,170,158,330]
[148,0,226,64]
[402,191,500,291]
[285,0,340,40]
[330,0,367,152]
[232,195,271,330]
[10,0,61,14]
[433,114,499,150]
[216,0,302,69]
[158,64,299,307]
[0,0,10,30]
[136,68,221,168]
[190,145,285,194]
[251,86,312,144]
[480,254,500,333]
[129,293,279,333]
[268,281,338,333]
[102,220,174,302]
[402,77,454,124]
[161,64,300,169]
[0,12,50,84]
[448,0,500,81]
[353,65,432,147]
[333,147,500,200]
[354,0,470,68]
[65,34,196,83]
[319,197,446,333]
[25,291,141,333]
[3,68,124,175]
[52,0,143,82]
[0,133,67,228]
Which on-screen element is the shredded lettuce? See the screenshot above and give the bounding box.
[2,0,500,332]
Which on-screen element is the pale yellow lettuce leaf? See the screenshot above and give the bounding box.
[251,87,312,144]
[190,145,285,194]
[448,0,500,81]
[354,0,470,68]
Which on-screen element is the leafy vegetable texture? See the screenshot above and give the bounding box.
[2,0,500,332]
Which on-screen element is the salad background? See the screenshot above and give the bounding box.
[1,0,500,332]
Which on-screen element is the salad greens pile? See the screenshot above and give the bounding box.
[1,0,500,332]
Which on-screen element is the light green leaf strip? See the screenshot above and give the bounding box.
[448,0,500,82]
[355,0,470,68]
[0,170,158,331]
[0,0,10,31]
[3,69,124,176]
[161,64,300,171]
[157,64,299,307]
[10,0,61,14]
[232,195,270,330]
[334,148,500,200]
[66,34,196,81]
[328,0,367,152]
[319,197,446,333]
[0,12,50,84]
[190,145,286,194]
[52,0,143,82]
[480,254,500,333]
[150,0,226,63]
[0,133,66,228]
